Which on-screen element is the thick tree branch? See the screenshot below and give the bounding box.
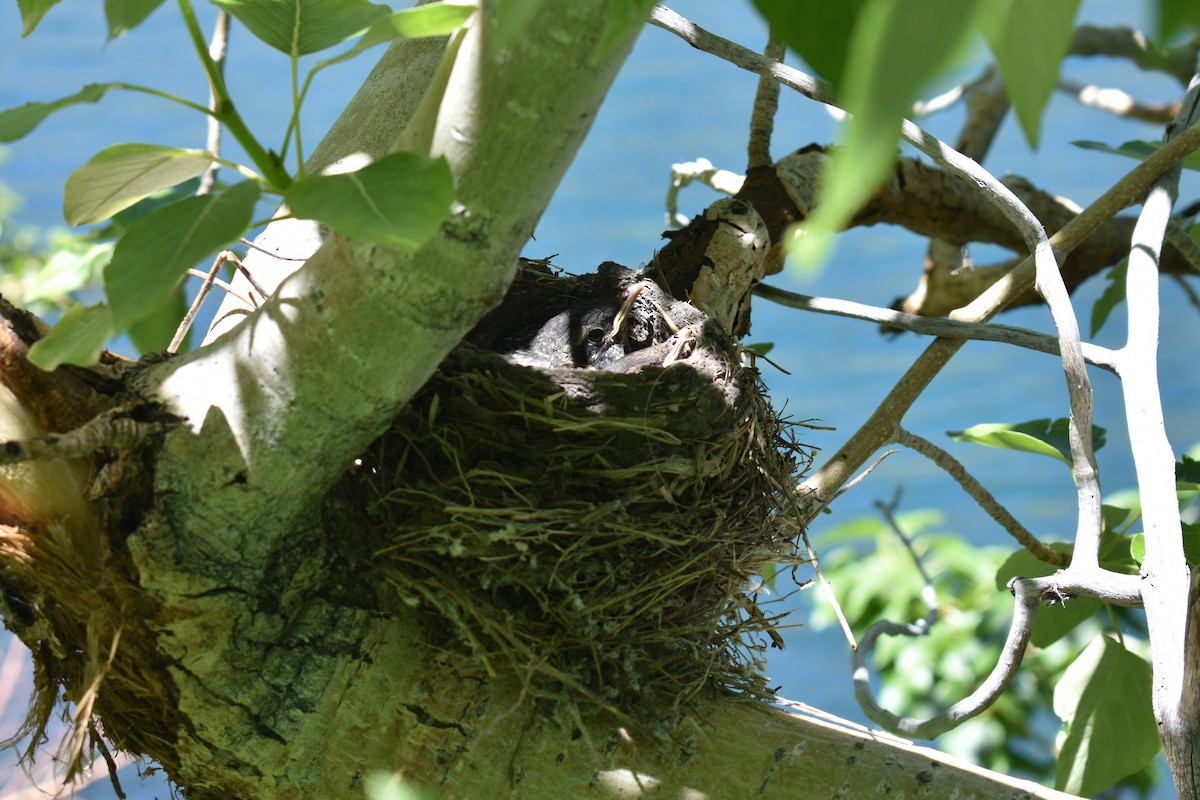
[1070,24,1200,86]
[1121,77,1200,799]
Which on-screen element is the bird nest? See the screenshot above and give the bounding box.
[350,262,812,713]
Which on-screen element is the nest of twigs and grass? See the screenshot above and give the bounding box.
[351,263,813,717]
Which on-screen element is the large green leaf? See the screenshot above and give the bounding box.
[105,0,167,38]
[105,181,261,330]
[285,152,453,250]
[750,0,864,93]
[793,0,983,265]
[212,0,391,55]
[312,3,476,71]
[64,144,216,226]
[27,303,115,370]
[0,84,118,143]
[129,285,189,353]
[979,0,1080,147]
[1073,139,1200,172]
[1054,635,1160,796]
[949,418,1107,466]
[16,0,62,35]
[1157,0,1200,41]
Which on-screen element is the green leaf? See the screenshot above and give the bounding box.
[1054,635,1160,796]
[213,0,392,56]
[1177,454,1200,484]
[0,84,118,143]
[1157,0,1200,41]
[128,285,188,353]
[792,0,983,266]
[949,418,1106,466]
[594,0,654,61]
[492,0,542,51]
[20,242,114,306]
[1072,139,1200,172]
[979,0,1080,147]
[105,181,260,330]
[1130,526,1200,567]
[760,561,778,592]
[104,0,167,38]
[380,2,473,38]
[1090,258,1127,337]
[16,0,62,35]
[64,144,216,226]
[751,0,864,92]
[745,342,774,355]
[99,178,202,237]
[27,303,115,370]
[312,2,476,71]
[285,152,453,250]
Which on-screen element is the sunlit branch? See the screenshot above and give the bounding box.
[753,283,1120,373]
[1117,76,1200,796]
[198,10,230,196]
[1058,79,1178,123]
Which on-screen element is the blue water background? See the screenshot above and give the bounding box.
[1,1,1197,796]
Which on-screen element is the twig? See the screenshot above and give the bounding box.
[798,527,857,651]
[895,427,1069,567]
[665,158,745,227]
[90,719,126,800]
[753,283,1120,374]
[170,252,258,353]
[747,33,783,170]
[1058,79,1178,123]
[874,489,939,617]
[197,10,230,195]
[0,405,166,465]
[906,66,1008,320]
[854,577,1040,738]
[829,449,897,506]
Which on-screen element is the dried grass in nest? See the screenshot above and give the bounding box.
[358,325,812,715]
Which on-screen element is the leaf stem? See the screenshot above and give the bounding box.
[177,0,291,191]
[291,54,305,176]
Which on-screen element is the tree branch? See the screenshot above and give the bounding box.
[894,428,1069,567]
[753,283,1120,373]
[1070,24,1200,86]
[1120,76,1200,799]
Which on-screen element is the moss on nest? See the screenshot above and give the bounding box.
[356,311,811,713]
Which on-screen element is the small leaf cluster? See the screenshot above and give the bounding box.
[4,0,475,369]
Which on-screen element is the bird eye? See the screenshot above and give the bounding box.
[586,327,607,345]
